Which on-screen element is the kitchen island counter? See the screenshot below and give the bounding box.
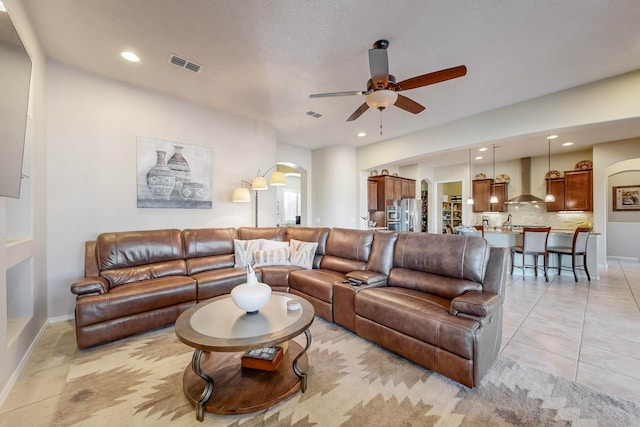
[482,229,599,279]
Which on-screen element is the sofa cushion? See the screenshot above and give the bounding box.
[96,229,184,271]
[101,259,188,288]
[182,228,237,258]
[388,269,483,301]
[366,230,398,275]
[391,233,490,293]
[191,267,247,300]
[288,269,345,303]
[256,265,302,288]
[238,227,287,241]
[326,228,374,262]
[355,287,479,360]
[75,275,196,326]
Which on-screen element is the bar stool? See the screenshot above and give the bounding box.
[473,225,485,238]
[510,227,551,282]
[547,227,592,282]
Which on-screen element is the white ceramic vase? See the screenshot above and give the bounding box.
[231,265,271,314]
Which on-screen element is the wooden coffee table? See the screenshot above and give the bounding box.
[175,292,314,421]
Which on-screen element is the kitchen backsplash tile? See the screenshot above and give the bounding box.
[472,204,593,229]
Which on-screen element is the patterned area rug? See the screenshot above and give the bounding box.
[53,318,640,426]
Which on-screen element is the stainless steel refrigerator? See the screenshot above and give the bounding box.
[400,198,420,232]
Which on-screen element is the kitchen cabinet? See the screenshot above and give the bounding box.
[544,178,565,212]
[544,170,592,212]
[564,170,592,211]
[367,180,378,211]
[472,179,507,212]
[369,175,416,211]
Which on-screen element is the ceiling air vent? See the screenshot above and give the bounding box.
[168,54,202,73]
[306,111,322,118]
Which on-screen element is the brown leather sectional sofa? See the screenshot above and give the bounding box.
[71,226,508,387]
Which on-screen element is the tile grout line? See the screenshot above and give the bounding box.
[500,275,550,354]
[575,259,594,382]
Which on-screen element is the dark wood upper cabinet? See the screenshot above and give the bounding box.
[544,178,565,212]
[369,175,416,210]
[564,170,592,211]
[367,180,378,211]
[472,179,507,212]
[544,170,592,212]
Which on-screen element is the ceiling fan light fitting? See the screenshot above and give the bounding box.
[366,90,398,110]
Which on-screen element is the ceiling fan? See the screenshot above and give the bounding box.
[309,39,467,122]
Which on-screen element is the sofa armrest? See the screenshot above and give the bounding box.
[346,270,388,286]
[71,276,109,297]
[450,291,500,317]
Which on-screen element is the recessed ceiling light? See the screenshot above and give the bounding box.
[562,142,574,146]
[547,134,558,140]
[121,51,140,62]
[478,147,487,152]
[475,156,483,160]
[357,132,366,137]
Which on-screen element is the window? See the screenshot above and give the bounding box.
[283,189,300,224]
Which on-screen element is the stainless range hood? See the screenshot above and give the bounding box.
[505,157,545,204]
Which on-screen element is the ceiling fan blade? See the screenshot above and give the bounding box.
[309,91,365,98]
[346,102,369,122]
[391,65,467,91]
[369,48,389,89]
[394,94,425,114]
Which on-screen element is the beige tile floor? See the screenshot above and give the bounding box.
[0,257,639,425]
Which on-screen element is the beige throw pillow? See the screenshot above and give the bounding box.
[234,239,263,268]
[253,247,291,267]
[289,239,318,270]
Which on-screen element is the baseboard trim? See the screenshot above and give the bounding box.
[0,320,49,408]
[0,314,75,408]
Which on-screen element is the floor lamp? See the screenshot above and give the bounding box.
[232,166,286,227]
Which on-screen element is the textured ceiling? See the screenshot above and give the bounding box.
[18,0,640,162]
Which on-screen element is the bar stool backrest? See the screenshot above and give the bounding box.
[574,226,592,254]
[522,227,551,254]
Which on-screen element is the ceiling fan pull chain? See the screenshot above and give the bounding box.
[380,109,383,135]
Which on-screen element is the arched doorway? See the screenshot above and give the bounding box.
[274,162,307,227]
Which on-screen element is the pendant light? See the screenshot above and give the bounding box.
[489,144,498,204]
[466,148,474,205]
[544,135,556,203]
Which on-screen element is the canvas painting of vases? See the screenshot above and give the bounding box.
[136,136,212,208]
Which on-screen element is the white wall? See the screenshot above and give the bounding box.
[311,145,358,228]
[601,148,640,259]
[45,62,280,319]
[1,0,48,405]
[357,70,640,171]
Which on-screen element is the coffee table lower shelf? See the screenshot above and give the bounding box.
[182,341,308,415]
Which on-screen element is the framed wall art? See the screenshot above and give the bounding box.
[612,185,640,211]
[137,136,212,209]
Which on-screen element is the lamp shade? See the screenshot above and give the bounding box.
[544,193,556,203]
[251,176,268,191]
[232,187,251,203]
[489,195,499,204]
[365,90,398,110]
[269,171,286,186]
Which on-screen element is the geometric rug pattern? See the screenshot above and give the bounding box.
[53,318,640,426]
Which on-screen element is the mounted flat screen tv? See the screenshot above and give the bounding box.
[0,10,32,198]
